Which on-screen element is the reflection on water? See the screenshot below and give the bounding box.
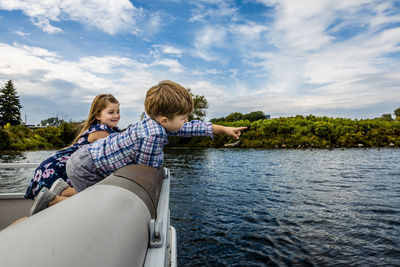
[1,148,400,266]
[0,151,26,163]
[0,150,55,193]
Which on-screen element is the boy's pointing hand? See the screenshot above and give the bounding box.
[228,126,248,139]
[212,125,248,140]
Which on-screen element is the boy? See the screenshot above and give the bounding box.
[66,80,247,192]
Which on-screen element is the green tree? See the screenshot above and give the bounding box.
[0,80,22,126]
[394,107,400,120]
[225,112,244,122]
[187,88,208,121]
[0,128,11,150]
[380,113,393,121]
[41,117,65,127]
[244,111,266,122]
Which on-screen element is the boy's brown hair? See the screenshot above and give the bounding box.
[145,80,193,118]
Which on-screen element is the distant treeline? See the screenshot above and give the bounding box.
[1,114,400,151]
[169,114,400,149]
[210,111,268,123]
[0,122,79,150]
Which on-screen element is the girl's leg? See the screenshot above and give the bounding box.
[8,216,27,227]
[48,195,68,207]
[59,186,76,197]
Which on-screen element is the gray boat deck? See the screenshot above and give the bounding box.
[0,194,32,230]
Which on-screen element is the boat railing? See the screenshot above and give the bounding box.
[0,163,38,168]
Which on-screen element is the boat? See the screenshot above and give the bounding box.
[0,163,177,267]
[223,139,242,148]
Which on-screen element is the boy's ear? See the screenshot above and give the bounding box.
[158,116,169,127]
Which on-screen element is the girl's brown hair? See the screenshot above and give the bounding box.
[71,94,119,144]
[145,80,193,119]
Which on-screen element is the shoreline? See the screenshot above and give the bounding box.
[1,146,399,153]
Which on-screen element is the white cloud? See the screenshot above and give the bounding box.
[0,42,159,127]
[13,43,60,59]
[144,12,162,35]
[31,16,63,34]
[193,25,227,61]
[13,30,31,37]
[1,0,400,122]
[241,0,400,116]
[152,45,184,56]
[151,58,184,73]
[189,0,239,22]
[78,56,140,74]
[231,22,268,41]
[0,0,139,35]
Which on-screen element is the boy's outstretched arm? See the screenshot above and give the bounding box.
[212,125,248,140]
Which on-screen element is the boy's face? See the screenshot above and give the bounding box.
[163,114,188,132]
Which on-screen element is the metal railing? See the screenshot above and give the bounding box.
[0,163,38,169]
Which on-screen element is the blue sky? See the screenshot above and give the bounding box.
[0,0,399,127]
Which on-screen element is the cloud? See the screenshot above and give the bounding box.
[152,45,184,56]
[0,42,159,126]
[189,0,239,22]
[151,59,184,73]
[183,0,400,118]
[13,30,31,37]
[0,0,140,35]
[230,21,268,41]
[193,25,228,61]
[13,43,60,59]
[240,0,400,115]
[78,56,139,74]
[1,0,400,123]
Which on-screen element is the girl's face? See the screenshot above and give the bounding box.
[96,102,120,128]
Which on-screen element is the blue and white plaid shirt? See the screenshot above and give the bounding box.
[87,113,213,177]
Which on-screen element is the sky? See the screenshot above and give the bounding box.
[0,0,399,128]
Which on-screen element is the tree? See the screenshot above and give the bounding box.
[395,107,400,120]
[210,111,267,123]
[41,117,65,127]
[380,113,393,121]
[0,80,22,126]
[244,111,266,122]
[225,112,244,122]
[187,88,208,121]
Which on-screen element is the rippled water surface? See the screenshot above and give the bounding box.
[163,148,400,266]
[1,148,400,266]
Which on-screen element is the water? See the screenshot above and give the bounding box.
[1,148,400,266]
[0,150,53,193]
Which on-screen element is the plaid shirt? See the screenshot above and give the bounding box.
[87,113,213,177]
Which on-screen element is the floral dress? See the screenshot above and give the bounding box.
[24,124,120,199]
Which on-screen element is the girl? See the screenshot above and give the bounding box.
[26,94,121,215]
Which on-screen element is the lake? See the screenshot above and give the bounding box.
[1,148,400,266]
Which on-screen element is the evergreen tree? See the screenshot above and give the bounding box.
[0,80,23,126]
